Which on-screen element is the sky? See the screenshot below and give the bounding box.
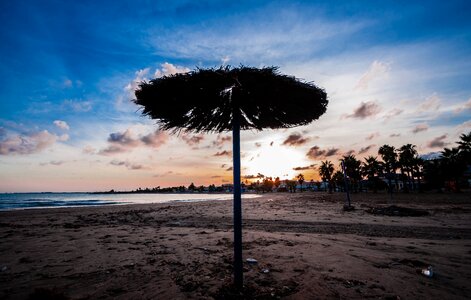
[0,0,470,192]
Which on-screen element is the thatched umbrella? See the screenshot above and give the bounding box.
[134,66,328,288]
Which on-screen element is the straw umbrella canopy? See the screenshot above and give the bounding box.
[134,66,328,288]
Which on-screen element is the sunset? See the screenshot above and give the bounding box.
[1,1,470,192]
[0,1,470,299]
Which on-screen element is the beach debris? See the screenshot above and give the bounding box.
[246,258,258,264]
[421,266,434,278]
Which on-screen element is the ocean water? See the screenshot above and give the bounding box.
[0,193,260,211]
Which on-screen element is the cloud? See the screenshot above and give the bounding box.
[214,150,232,157]
[344,101,381,119]
[0,130,58,155]
[254,142,262,147]
[365,132,380,141]
[427,134,448,148]
[40,160,65,166]
[82,145,96,154]
[62,100,92,112]
[100,128,168,155]
[412,123,429,134]
[456,120,471,132]
[344,149,356,156]
[53,120,70,130]
[110,160,144,170]
[358,144,376,154]
[293,164,316,171]
[356,60,391,90]
[108,129,140,147]
[417,94,441,112]
[389,133,401,138]
[282,133,310,146]
[212,135,232,148]
[141,130,168,147]
[454,98,471,114]
[383,108,403,121]
[306,146,339,159]
[154,62,190,78]
[181,134,204,146]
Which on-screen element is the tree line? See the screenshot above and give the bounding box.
[318,131,470,193]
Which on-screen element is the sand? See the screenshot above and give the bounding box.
[0,192,470,299]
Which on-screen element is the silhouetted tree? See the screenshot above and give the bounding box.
[378,144,398,192]
[398,144,418,192]
[362,156,383,193]
[340,155,362,192]
[331,171,345,192]
[319,160,334,193]
[297,173,305,192]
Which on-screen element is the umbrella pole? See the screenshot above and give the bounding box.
[232,113,243,289]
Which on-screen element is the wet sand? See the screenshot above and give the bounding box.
[1,192,470,299]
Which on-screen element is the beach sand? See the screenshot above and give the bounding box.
[1,192,470,299]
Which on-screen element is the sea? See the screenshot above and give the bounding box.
[0,193,260,211]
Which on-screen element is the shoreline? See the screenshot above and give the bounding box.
[1,192,470,299]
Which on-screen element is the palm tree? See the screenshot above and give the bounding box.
[457,131,471,165]
[398,144,418,192]
[297,173,305,192]
[319,160,334,193]
[362,156,383,193]
[441,147,465,191]
[340,155,362,192]
[331,170,345,192]
[134,65,328,288]
[378,144,398,193]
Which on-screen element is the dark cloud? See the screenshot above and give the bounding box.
[212,135,231,148]
[141,131,168,147]
[270,141,274,146]
[243,175,258,179]
[226,167,233,171]
[110,160,144,170]
[211,175,222,178]
[389,133,401,138]
[214,150,232,157]
[100,129,168,155]
[325,148,339,156]
[293,164,316,171]
[306,146,339,159]
[358,144,376,154]
[282,133,310,146]
[345,101,381,119]
[99,145,128,155]
[345,149,356,156]
[254,142,262,147]
[181,133,204,146]
[365,132,380,141]
[0,130,58,155]
[427,134,448,148]
[412,124,428,134]
[108,129,138,146]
